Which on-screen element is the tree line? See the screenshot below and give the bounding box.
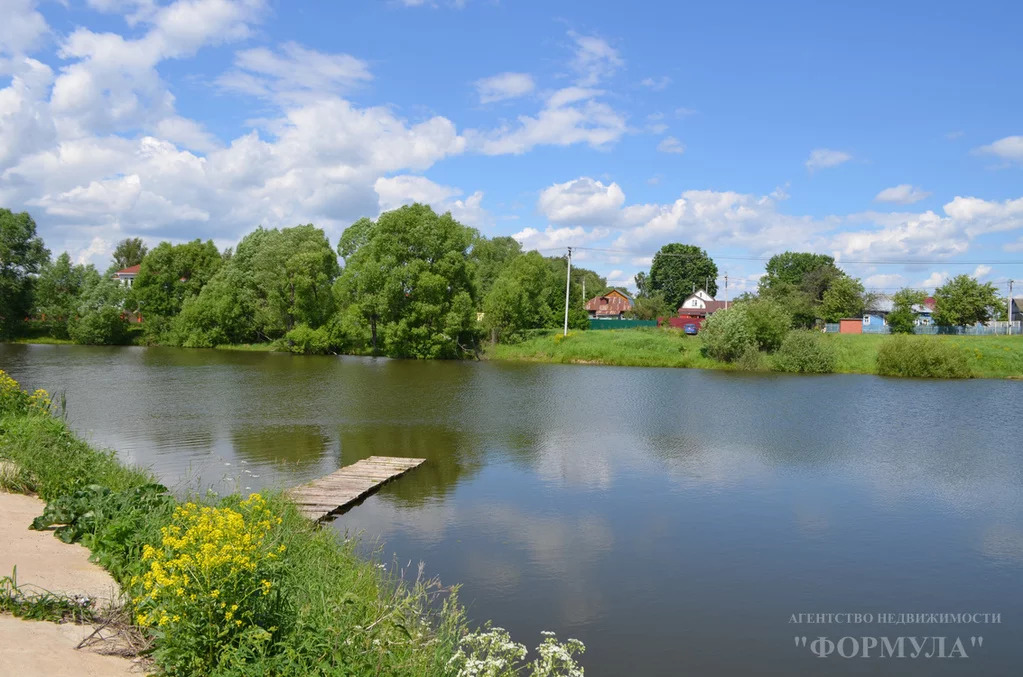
[0,205,605,356]
[1,205,1007,357]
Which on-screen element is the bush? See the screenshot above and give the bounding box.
[876,335,972,378]
[282,323,332,354]
[774,330,837,374]
[742,298,791,352]
[700,305,756,362]
[886,307,916,334]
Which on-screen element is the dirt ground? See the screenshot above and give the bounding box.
[0,490,142,676]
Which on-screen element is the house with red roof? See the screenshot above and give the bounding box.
[113,264,140,287]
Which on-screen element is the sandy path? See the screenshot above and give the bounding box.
[0,490,141,676]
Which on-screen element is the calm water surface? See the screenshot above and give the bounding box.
[2,343,1021,676]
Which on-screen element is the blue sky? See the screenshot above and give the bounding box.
[2,0,1022,296]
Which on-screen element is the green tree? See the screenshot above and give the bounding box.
[482,251,560,342]
[134,240,222,318]
[471,236,522,301]
[741,297,791,352]
[759,252,844,328]
[111,237,148,270]
[175,225,338,346]
[0,209,50,338]
[819,276,866,322]
[629,291,671,320]
[33,253,101,338]
[887,289,926,334]
[648,243,718,311]
[933,275,1000,327]
[701,297,791,362]
[334,204,480,358]
[68,278,134,345]
[760,252,839,293]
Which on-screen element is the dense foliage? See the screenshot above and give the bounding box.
[112,237,149,270]
[647,243,718,311]
[700,298,791,363]
[887,289,927,334]
[933,275,1001,327]
[875,336,972,378]
[0,209,49,338]
[758,251,846,328]
[32,253,101,339]
[773,330,837,373]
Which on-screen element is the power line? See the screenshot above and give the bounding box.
[569,246,1023,266]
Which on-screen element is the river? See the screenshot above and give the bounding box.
[2,343,1021,676]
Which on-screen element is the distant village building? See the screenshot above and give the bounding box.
[1012,298,1023,322]
[113,264,141,287]
[859,294,934,333]
[665,289,729,331]
[585,289,633,319]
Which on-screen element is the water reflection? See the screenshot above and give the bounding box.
[2,343,1022,676]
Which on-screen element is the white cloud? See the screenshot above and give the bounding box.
[218,41,372,103]
[976,135,1023,163]
[374,175,460,211]
[919,271,949,289]
[640,76,670,91]
[874,184,930,205]
[512,225,610,251]
[466,93,626,155]
[568,32,622,86]
[538,177,625,226]
[863,273,907,289]
[805,148,851,171]
[972,264,992,280]
[0,0,49,58]
[373,175,489,227]
[657,136,685,154]
[474,72,535,104]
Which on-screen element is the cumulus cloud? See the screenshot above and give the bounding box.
[976,135,1023,163]
[805,148,851,171]
[373,175,490,227]
[512,225,610,251]
[0,0,49,59]
[656,136,685,154]
[474,72,535,104]
[875,184,930,205]
[538,177,625,226]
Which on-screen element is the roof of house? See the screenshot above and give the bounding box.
[677,300,731,315]
[866,295,894,313]
[585,289,633,312]
[114,264,141,275]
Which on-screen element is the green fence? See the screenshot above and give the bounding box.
[588,319,659,330]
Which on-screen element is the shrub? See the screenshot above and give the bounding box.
[129,494,288,675]
[282,323,332,354]
[700,305,756,362]
[774,330,837,374]
[742,297,791,352]
[876,335,972,378]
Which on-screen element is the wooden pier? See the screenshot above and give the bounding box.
[287,456,426,521]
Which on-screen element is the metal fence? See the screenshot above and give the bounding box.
[588,319,659,330]
[824,322,1023,336]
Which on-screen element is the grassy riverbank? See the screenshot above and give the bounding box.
[0,371,584,676]
[488,328,1023,379]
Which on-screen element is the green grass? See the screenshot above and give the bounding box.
[489,328,1023,379]
[7,337,75,345]
[488,328,731,370]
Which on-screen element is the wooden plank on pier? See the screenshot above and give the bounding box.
[286,456,425,521]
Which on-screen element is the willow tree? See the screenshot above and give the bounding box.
[334,204,479,358]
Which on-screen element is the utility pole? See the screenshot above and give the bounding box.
[563,247,572,336]
[1010,280,1015,336]
[725,273,729,308]
[582,278,586,306]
